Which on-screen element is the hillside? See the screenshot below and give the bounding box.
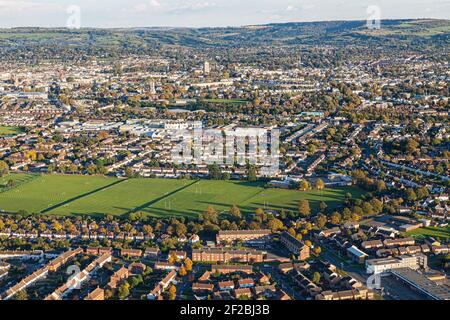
[0,19,448,50]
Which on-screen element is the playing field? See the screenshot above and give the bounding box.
[0,173,364,218]
[0,174,116,213]
[203,99,248,104]
[406,227,450,240]
[0,126,24,136]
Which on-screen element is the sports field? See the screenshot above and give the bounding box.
[203,98,248,104]
[0,126,24,136]
[406,227,450,240]
[0,173,364,218]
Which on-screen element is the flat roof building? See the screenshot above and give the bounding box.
[366,254,428,275]
[391,268,450,300]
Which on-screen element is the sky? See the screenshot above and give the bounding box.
[0,0,449,28]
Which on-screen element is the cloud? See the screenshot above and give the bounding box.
[149,0,161,6]
[1,0,449,28]
[0,0,40,12]
[0,0,63,14]
[124,0,219,14]
[129,3,147,12]
[286,5,298,12]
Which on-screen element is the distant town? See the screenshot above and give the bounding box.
[0,19,448,301]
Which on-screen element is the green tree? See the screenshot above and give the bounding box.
[416,187,429,199]
[342,208,352,221]
[319,201,327,213]
[124,167,134,178]
[118,282,130,300]
[405,188,417,202]
[208,164,222,180]
[87,164,97,175]
[247,165,257,182]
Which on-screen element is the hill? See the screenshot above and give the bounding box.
[0,19,448,50]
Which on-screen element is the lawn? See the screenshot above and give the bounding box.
[406,227,450,240]
[46,178,192,217]
[0,174,116,213]
[0,173,36,187]
[147,180,363,217]
[0,174,363,218]
[203,98,248,104]
[0,126,24,136]
[147,180,266,217]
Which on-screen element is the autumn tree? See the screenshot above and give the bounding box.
[298,179,310,191]
[184,258,193,272]
[312,272,321,284]
[298,200,311,217]
[118,282,130,300]
[202,205,218,224]
[0,161,9,177]
[330,211,342,225]
[342,207,352,221]
[287,227,296,237]
[416,187,429,199]
[13,290,28,300]
[315,178,325,190]
[267,218,284,232]
[179,266,187,276]
[315,214,327,229]
[230,204,241,220]
[168,284,177,300]
[319,201,327,213]
[376,180,386,192]
[124,167,134,178]
[168,251,178,264]
[143,225,153,235]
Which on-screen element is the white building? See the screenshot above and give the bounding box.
[366,254,428,275]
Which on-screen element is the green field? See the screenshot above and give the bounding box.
[0,126,24,136]
[0,173,363,218]
[203,99,248,104]
[0,174,116,213]
[406,227,450,240]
